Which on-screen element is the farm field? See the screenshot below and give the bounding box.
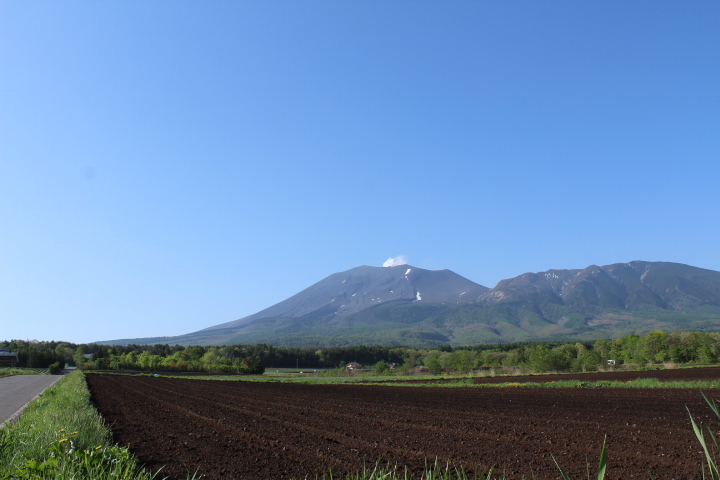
[472,365,720,384]
[86,373,718,480]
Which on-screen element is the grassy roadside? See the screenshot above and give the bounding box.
[0,371,161,479]
[0,368,46,378]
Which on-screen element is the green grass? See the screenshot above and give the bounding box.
[484,378,720,389]
[0,371,164,479]
[335,459,499,480]
[0,368,47,378]
[325,451,609,480]
[155,370,720,390]
[688,392,720,480]
[367,378,720,389]
[173,373,454,385]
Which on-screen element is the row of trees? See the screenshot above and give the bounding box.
[3,330,720,374]
[0,340,265,374]
[81,349,265,374]
[406,331,720,374]
[0,341,404,371]
[2,341,68,369]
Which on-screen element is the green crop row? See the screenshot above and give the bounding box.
[401,378,720,389]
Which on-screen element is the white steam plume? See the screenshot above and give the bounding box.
[383,255,408,267]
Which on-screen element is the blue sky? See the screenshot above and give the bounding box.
[2,2,719,344]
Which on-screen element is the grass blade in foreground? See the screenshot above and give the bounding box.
[688,392,720,480]
[553,435,606,480]
[338,460,498,480]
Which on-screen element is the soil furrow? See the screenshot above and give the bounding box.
[87,373,714,479]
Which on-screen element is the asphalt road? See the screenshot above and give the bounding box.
[0,374,64,427]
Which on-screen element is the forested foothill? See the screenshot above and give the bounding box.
[3,330,720,375]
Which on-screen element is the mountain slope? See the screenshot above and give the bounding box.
[197,265,489,333]
[100,261,720,347]
[480,261,720,315]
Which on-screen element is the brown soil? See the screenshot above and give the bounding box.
[86,373,720,480]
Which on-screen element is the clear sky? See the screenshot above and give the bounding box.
[2,1,719,344]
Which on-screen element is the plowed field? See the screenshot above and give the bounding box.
[86,373,718,480]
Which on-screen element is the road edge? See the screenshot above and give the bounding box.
[0,374,64,429]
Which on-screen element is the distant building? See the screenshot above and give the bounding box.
[0,348,19,367]
[345,362,362,371]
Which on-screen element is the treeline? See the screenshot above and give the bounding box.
[409,330,720,374]
[0,340,67,369]
[0,341,265,374]
[2,330,720,374]
[0,341,403,371]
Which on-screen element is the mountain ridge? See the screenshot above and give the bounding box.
[100,261,720,347]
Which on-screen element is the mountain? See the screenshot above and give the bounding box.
[481,261,720,316]
[198,265,489,333]
[101,261,720,347]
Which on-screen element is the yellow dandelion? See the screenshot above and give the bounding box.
[58,429,66,433]
[59,439,68,443]
[95,446,102,450]
[71,432,78,435]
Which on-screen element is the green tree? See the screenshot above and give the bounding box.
[374,360,390,375]
[424,353,443,374]
[201,349,220,365]
[574,349,601,372]
[639,330,669,363]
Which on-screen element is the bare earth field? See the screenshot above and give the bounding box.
[86,371,720,480]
